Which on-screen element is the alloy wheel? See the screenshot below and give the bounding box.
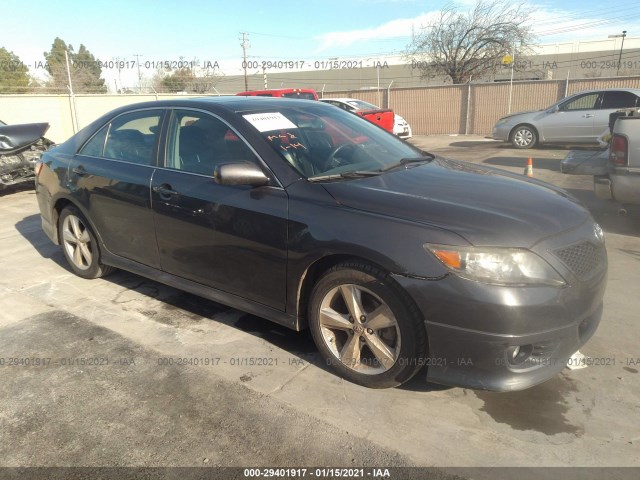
[318,283,401,374]
[62,214,93,271]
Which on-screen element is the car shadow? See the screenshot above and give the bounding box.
[0,183,35,197]
[13,212,332,374]
[482,156,562,172]
[397,369,457,392]
[447,140,504,148]
[563,188,640,237]
[14,213,66,266]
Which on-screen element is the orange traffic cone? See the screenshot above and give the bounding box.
[524,157,533,177]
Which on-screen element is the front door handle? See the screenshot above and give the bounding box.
[153,184,179,197]
[582,114,594,118]
[72,166,89,176]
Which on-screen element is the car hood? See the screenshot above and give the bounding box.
[498,109,547,123]
[0,122,50,154]
[321,158,589,247]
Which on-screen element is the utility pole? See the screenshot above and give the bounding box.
[608,31,627,76]
[240,32,249,91]
[133,54,143,92]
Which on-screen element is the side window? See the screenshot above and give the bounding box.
[80,124,109,157]
[601,91,639,109]
[166,110,258,175]
[560,93,599,111]
[103,111,161,165]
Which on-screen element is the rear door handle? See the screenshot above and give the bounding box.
[72,166,89,176]
[582,114,594,118]
[153,184,179,197]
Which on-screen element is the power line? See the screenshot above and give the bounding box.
[240,32,249,91]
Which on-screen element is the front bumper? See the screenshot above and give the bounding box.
[394,124,412,139]
[492,123,511,142]
[394,273,605,391]
[393,220,607,391]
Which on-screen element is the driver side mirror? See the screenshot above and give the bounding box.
[214,162,269,187]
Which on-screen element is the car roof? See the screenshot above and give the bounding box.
[101,96,331,117]
[568,88,640,96]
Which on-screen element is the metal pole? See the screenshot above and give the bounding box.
[64,50,78,134]
[465,76,472,135]
[387,80,394,109]
[240,32,249,91]
[616,31,627,76]
[507,45,515,115]
[133,54,143,92]
[377,63,381,106]
[565,68,570,97]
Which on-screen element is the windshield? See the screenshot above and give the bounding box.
[242,104,427,180]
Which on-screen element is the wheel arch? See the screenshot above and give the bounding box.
[295,254,418,330]
[509,123,540,146]
[50,196,103,247]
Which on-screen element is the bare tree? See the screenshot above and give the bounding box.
[406,0,534,84]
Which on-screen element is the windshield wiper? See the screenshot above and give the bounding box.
[379,154,435,173]
[307,170,382,182]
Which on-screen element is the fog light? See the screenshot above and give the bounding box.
[507,344,533,365]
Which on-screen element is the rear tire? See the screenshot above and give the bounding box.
[58,206,115,279]
[308,262,427,388]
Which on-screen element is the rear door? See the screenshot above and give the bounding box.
[71,108,163,268]
[151,109,288,310]
[596,90,640,134]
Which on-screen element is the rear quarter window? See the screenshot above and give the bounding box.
[79,110,161,165]
[601,91,639,109]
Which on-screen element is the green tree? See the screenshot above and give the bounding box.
[161,67,194,93]
[159,60,222,94]
[43,37,106,93]
[0,47,30,93]
[406,0,534,84]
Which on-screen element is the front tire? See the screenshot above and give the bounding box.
[511,125,537,149]
[58,206,114,279]
[308,262,427,388]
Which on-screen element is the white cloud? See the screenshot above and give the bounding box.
[314,2,640,55]
[314,12,438,52]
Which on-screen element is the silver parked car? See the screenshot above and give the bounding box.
[492,88,640,149]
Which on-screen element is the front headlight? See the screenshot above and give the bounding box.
[495,118,509,127]
[425,244,566,287]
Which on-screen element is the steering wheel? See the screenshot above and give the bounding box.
[325,143,357,169]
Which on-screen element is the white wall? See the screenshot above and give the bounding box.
[0,94,219,144]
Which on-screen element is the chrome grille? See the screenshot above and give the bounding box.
[554,242,604,279]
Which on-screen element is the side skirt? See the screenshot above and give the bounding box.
[102,252,300,331]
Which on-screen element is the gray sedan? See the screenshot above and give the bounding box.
[493,88,640,148]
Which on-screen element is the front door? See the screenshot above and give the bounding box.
[151,109,288,310]
[540,92,600,143]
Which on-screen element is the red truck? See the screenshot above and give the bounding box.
[236,90,398,134]
[319,98,397,134]
[236,88,318,100]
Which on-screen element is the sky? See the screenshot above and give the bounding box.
[2,0,640,90]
